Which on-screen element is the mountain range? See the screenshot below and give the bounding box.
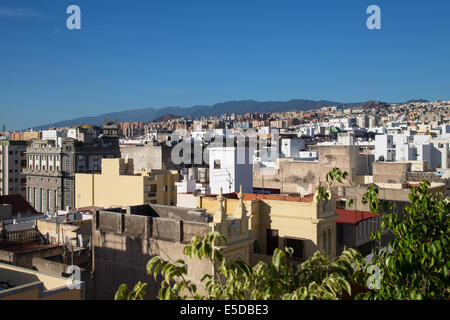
[30,99,364,130]
[30,97,429,131]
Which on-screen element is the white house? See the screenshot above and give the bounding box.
[374,134,395,161]
[280,138,305,158]
[209,146,253,195]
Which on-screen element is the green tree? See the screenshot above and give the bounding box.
[115,232,365,300]
[317,168,450,300]
[358,180,450,299]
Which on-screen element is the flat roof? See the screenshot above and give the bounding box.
[336,209,379,225]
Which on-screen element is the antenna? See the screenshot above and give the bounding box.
[224,168,233,194]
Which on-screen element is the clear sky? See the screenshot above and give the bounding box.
[1,0,449,130]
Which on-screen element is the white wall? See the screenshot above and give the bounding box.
[209,147,252,195]
[374,134,395,161]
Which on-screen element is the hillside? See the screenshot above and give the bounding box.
[30,99,363,130]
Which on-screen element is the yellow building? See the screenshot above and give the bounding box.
[0,262,83,300]
[197,189,338,264]
[75,158,177,208]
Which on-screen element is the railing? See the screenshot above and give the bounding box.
[5,228,39,245]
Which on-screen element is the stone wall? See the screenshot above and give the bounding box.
[373,162,410,184]
[92,209,213,300]
[0,246,64,269]
[407,172,446,183]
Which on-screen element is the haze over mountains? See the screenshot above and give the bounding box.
[29,98,427,131]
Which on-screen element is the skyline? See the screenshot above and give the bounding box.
[1,0,450,130]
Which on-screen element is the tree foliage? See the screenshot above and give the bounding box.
[115,231,365,300]
[358,180,450,299]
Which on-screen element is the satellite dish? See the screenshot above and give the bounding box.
[193,189,202,197]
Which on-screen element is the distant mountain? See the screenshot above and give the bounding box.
[361,101,389,109]
[30,99,363,130]
[153,114,182,122]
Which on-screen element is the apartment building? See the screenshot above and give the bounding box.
[197,188,338,262]
[0,140,27,197]
[23,135,120,214]
[209,145,253,195]
[75,158,178,208]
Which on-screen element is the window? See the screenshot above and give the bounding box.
[214,159,221,169]
[285,238,304,259]
[65,156,71,172]
[266,229,279,255]
[163,185,168,192]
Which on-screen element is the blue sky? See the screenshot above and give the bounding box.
[1,0,449,130]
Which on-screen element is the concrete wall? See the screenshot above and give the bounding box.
[373,162,410,185]
[32,257,94,300]
[0,246,64,269]
[92,209,214,299]
[76,158,177,208]
[0,262,82,300]
[176,193,197,209]
[36,219,79,246]
[120,144,174,172]
[209,147,253,195]
[254,145,363,195]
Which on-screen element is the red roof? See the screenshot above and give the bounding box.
[336,209,379,225]
[0,195,38,215]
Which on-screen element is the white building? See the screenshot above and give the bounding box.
[374,134,395,161]
[337,132,355,145]
[298,151,319,161]
[42,130,67,147]
[0,140,27,197]
[209,146,253,195]
[280,138,305,158]
[441,124,450,136]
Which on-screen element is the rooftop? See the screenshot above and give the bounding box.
[201,192,314,203]
[0,195,38,216]
[1,240,58,254]
[336,209,379,225]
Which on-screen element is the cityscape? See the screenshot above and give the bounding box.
[0,0,449,307]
